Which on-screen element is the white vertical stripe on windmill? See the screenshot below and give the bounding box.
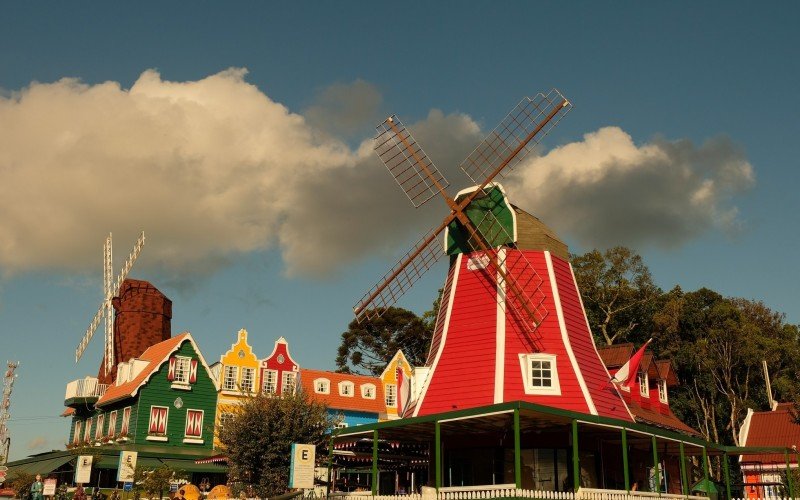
[544,251,597,415]
[412,254,462,417]
[494,248,507,404]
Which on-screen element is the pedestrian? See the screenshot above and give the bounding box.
[74,484,87,500]
[30,475,44,500]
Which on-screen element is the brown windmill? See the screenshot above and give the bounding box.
[354,90,572,344]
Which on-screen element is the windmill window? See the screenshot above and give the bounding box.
[385,384,397,407]
[262,369,278,394]
[222,365,239,391]
[282,372,297,394]
[361,384,376,399]
[240,367,255,393]
[638,373,649,397]
[314,378,330,394]
[173,356,191,385]
[519,353,561,395]
[339,381,354,397]
[658,379,668,403]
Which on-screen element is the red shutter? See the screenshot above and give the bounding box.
[149,407,160,433]
[186,410,203,437]
[167,357,176,381]
[189,359,198,383]
[158,408,168,434]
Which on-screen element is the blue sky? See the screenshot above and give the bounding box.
[1,2,799,460]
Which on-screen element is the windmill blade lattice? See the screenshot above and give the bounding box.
[354,225,446,322]
[460,89,572,184]
[374,115,450,208]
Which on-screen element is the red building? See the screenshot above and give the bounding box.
[739,403,800,498]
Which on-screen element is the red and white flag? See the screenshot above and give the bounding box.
[612,339,652,388]
[396,367,412,416]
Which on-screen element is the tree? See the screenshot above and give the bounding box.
[6,471,35,500]
[572,247,661,346]
[218,389,335,498]
[336,306,432,375]
[132,465,186,500]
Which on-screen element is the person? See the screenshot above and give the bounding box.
[109,488,121,500]
[74,484,87,500]
[30,475,44,500]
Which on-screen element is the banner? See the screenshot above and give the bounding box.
[117,451,138,482]
[43,479,57,496]
[75,455,93,484]
[288,443,315,489]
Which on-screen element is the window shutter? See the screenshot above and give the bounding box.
[167,357,176,381]
[149,407,160,433]
[189,359,198,383]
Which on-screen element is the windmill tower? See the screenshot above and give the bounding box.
[75,232,145,383]
[355,90,633,421]
[0,361,19,465]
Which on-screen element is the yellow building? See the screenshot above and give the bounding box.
[213,328,259,448]
[380,350,413,420]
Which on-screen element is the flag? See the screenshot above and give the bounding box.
[612,339,652,388]
[396,367,412,417]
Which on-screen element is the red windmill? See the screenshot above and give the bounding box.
[355,90,633,421]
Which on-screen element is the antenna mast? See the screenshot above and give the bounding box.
[0,361,20,465]
[762,359,776,410]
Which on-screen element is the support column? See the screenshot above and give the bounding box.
[723,452,731,500]
[621,428,630,492]
[435,421,442,490]
[327,435,334,497]
[679,442,688,497]
[572,419,580,492]
[514,409,522,489]
[785,450,794,499]
[702,447,709,490]
[372,430,379,496]
[651,435,661,496]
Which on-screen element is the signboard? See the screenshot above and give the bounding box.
[288,443,315,489]
[117,451,138,482]
[43,479,57,496]
[170,483,179,493]
[75,455,93,484]
[123,482,133,492]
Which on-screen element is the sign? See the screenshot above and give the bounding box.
[117,451,138,482]
[44,479,57,496]
[288,443,315,489]
[170,483,179,493]
[75,455,93,484]
[123,482,133,492]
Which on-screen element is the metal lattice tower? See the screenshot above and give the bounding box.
[0,361,19,465]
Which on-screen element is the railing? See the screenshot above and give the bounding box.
[330,487,576,500]
[65,377,109,400]
[577,489,706,500]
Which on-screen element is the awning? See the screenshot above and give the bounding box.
[195,454,227,465]
[159,459,227,474]
[95,456,162,470]
[7,455,74,477]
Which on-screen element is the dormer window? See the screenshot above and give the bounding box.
[314,378,330,394]
[638,372,649,397]
[361,384,376,399]
[658,379,668,403]
[339,381,354,397]
[519,353,561,395]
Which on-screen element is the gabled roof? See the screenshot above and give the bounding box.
[380,350,410,380]
[597,343,634,368]
[655,360,679,386]
[625,397,701,437]
[300,368,386,414]
[740,403,800,464]
[97,333,213,406]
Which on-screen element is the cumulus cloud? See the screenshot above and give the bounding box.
[0,70,755,284]
[505,127,755,250]
[27,436,48,450]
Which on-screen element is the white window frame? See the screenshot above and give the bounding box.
[262,369,278,394]
[222,365,239,392]
[95,413,105,440]
[282,372,297,394]
[338,380,354,397]
[146,405,169,441]
[240,367,256,393]
[183,409,204,444]
[519,353,561,395]
[173,356,191,386]
[385,384,397,408]
[638,372,649,397]
[361,383,376,399]
[107,410,118,438]
[218,412,235,434]
[334,421,349,429]
[658,379,668,403]
[314,378,330,394]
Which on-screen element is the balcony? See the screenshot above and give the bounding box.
[65,377,109,407]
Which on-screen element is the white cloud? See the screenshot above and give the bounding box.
[27,435,48,450]
[0,71,755,284]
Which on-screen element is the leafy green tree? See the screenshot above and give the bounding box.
[219,389,335,498]
[336,306,432,375]
[572,247,661,346]
[6,471,35,500]
[132,465,186,500]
